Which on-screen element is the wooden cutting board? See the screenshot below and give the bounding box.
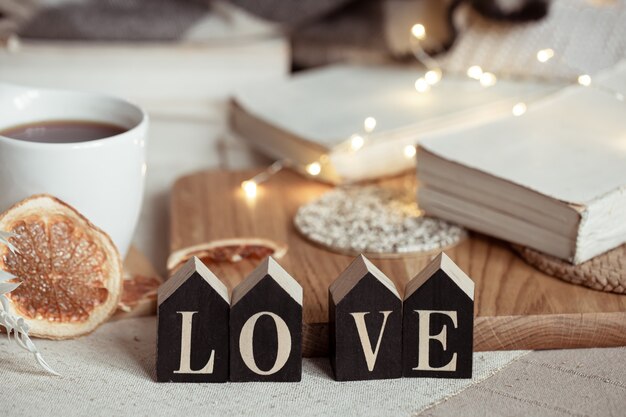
[170,169,626,356]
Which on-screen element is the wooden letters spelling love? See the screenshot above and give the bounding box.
[157,252,474,383]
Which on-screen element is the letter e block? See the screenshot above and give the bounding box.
[157,257,230,382]
[402,252,474,379]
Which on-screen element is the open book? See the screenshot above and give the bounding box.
[417,61,626,264]
[231,64,559,183]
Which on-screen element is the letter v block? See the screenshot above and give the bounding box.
[230,257,303,382]
[403,252,475,379]
[157,256,230,382]
[329,255,402,381]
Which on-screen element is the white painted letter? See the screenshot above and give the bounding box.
[350,311,392,372]
[239,311,291,375]
[174,311,215,374]
[413,310,458,372]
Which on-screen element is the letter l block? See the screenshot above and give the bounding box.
[157,257,230,382]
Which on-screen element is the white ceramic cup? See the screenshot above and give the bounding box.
[0,83,148,257]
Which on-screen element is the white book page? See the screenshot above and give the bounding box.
[420,61,626,206]
[233,65,556,148]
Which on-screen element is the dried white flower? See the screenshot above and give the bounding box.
[0,231,58,376]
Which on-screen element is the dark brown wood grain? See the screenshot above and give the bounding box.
[170,169,626,356]
[157,258,230,382]
[229,258,302,382]
[329,256,402,381]
[402,255,474,379]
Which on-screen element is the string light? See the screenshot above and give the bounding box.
[578,74,592,86]
[364,117,377,133]
[306,162,321,176]
[414,77,431,93]
[512,102,527,116]
[424,69,442,85]
[240,160,286,199]
[411,24,426,40]
[479,72,497,87]
[536,48,554,63]
[350,134,365,151]
[238,20,625,194]
[6,34,20,53]
[466,65,483,80]
[241,180,257,199]
[239,114,377,192]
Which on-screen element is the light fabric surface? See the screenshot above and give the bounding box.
[384,0,626,79]
[0,317,526,417]
[439,0,626,79]
[419,347,626,417]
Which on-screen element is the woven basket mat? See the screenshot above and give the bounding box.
[513,244,626,294]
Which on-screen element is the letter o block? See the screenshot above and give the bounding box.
[230,257,303,382]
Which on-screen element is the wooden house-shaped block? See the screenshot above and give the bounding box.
[329,255,402,381]
[402,252,475,379]
[230,257,303,382]
[157,257,230,382]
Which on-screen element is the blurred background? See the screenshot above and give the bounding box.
[1,0,624,270]
[1,0,625,89]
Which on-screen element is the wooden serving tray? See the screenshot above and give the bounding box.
[170,169,626,356]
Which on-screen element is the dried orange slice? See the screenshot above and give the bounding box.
[0,194,122,339]
[167,238,287,274]
[112,246,162,320]
[109,274,162,322]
